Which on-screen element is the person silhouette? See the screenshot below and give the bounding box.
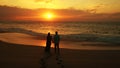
[40,32,52,68]
[53,31,60,54]
[45,32,52,54]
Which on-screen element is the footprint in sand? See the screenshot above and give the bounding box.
[55,55,64,68]
[40,53,64,68]
[40,53,51,68]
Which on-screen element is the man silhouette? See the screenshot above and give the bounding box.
[53,31,60,54]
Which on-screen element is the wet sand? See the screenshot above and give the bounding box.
[0,41,120,68]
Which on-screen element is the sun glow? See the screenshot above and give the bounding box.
[43,12,55,20]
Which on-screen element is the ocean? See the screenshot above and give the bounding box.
[0,21,120,50]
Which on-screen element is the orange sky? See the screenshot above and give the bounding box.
[0,0,120,13]
[0,0,120,22]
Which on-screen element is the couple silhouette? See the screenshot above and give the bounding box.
[45,31,60,55]
[40,32,64,68]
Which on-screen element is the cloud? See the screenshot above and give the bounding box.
[87,4,105,13]
[34,0,53,3]
[0,5,120,22]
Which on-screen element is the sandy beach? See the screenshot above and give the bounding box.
[0,40,120,68]
[0,1,120,68]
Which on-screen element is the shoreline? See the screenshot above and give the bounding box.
[1,38,120,50]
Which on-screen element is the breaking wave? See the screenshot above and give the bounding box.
[0,28,120,44]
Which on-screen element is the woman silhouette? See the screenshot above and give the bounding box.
[45,32,52,53]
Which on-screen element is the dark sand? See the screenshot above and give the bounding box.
[0,41,120,68]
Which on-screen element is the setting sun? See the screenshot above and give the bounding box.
[43,12,55,20]
[47,13,52,19]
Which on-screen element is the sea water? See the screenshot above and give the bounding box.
[0,21,120,50]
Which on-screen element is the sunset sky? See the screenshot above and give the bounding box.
[0,0,120,21]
